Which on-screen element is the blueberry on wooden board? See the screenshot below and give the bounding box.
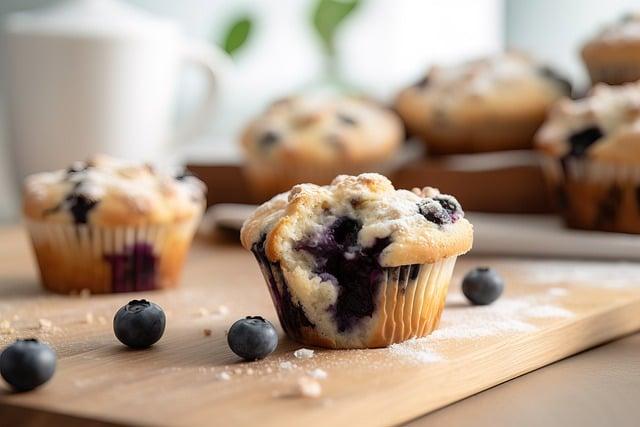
[462,267,505,305]
[113,299,166,348]
[227,316,278,360]
[0,339,56,392]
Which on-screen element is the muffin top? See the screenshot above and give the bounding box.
[23,154,206,226]
[240,95,403,165]
[584,13,640,45]
[240,173,473,267]
[395,52,571,109]
[535,82,640,164]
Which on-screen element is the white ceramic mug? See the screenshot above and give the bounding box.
[2,0,229,178]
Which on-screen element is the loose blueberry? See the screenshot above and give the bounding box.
[0,339,56,392]
[113,299,166,348]
[462,267,504,305]
[227,316,278,361]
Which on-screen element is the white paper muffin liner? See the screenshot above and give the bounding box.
[254,253,458,349]
[25,217,201,294]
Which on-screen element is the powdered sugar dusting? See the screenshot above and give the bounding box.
[389,293,575,364]
[519,261,640,289]
[523,305,574,319]
[388,344,443,364]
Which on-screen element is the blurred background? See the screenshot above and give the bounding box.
[1,0,640,223]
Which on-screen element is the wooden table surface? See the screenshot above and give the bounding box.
[1,225,639,427]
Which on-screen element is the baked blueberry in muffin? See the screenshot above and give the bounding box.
[536,82,640,233]
[241,173,473,348]
[23,155,206,293]
[240,94,404,201]
[395,52,571,154]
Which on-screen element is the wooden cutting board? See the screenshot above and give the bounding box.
[1,225,640,427]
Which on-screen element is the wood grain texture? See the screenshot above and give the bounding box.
[0,225,639,427]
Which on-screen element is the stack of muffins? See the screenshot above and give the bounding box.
[534,13,640,234]
[239,14,640,235]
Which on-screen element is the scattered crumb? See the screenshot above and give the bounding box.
[85,312,94,324]
[293,348,315,359]
[233,368,243,375]
[245,368,254,375]
[307,368,328,380]
[203,328,212,337]
[265,367,273,374]
[294,377,322,398]
[215,372,231,381]
[214,305,230,316]
[38,318,53,330]
[279,361,295,370]
[197,306,229,318]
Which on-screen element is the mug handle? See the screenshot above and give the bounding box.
[174,39,231,145]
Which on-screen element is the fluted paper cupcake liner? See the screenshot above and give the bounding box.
[254,254,458,349]
[540,155,640,233]
[26,217,201,294]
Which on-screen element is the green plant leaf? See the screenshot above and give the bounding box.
[221,16,253,56]
[312,0,360,55]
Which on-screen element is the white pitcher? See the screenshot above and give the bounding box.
[2,0,229,177]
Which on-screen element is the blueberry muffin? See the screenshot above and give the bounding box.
[535,82,640,233]
[395,52,571,154]
[23,155,206,293]
[582,13,640,85]
[240,95,404,201]
[240,173,473,348]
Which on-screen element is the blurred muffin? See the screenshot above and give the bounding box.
[395,52,571,154]
[23,155,206,293]
[582,13,640,85]
[536,82,640,233]
[241,173,473,348]
[240,95,404,201]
